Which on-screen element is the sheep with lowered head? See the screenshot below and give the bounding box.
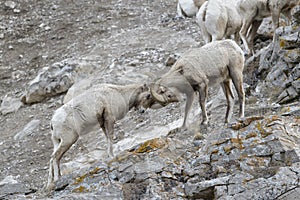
[196,0,242,44]
[46,83,168,190]
[151,39,245,128]
[238,0,300,55]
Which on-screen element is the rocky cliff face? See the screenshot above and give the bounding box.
[0,0,299,199]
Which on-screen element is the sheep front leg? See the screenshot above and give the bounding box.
[102,123,114,158]
[182,91,194,129]
[269,10,281,60]
[198,85,208,125]
[271,10,280,43]
[102,111,115,158]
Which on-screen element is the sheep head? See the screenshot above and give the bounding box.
[150,83,179,106]
[133,83,165,110]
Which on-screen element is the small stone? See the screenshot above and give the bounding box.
[4,1,16,9]
[161,171,177,179]
[12,70,26,80]
[45,26,51,31]
[13,9,20,13]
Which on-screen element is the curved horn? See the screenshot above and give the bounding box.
[150,84,165,104]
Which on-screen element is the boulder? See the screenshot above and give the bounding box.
[22,59,95,104]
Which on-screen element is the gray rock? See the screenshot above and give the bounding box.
[282,49,300,63]
[293,6,300,23]
[277,86,298,103]
[14,119,40,140]
[0,176,33,199]
[0,95,23,115]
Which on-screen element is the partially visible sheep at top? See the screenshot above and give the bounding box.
[177,0,206,17]
[196,0,242,44]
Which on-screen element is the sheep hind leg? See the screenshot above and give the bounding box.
[239,14,256,55]
[52,132,78,183]
[230,72,245,119]
[221,80,234,123]
[182,90,195,129]
[247,20,262,55]
[46,135,60,190]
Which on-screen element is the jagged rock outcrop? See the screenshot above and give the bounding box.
[254,6,300,104]
[43,113,300,199]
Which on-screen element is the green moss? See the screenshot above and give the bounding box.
[73,167,102,185]
[72,186,89,193]
[211,149,219,154]
[223,145,234,154]
[134,138,166,153]
[245,132,258,139]
[74,174,87,185]
[279,39,286,48]
[256,120,273,138]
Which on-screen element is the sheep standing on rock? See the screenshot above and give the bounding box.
[196,0,242,44]
[238,0,300,55]
[151,40,245,128]
[46,83,162,190]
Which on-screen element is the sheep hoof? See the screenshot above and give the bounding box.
[167,127,182,137]
[44,183,55,192]
[201,120,208,126]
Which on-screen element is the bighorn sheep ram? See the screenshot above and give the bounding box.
[196,0,242,44]
[151,39,245,128]
[239,0,300,55]
[46,83,163,190]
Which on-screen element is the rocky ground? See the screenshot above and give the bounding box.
[0,0,299,199]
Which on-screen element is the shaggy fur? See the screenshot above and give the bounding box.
[151,40,245,128]
[196,0,241,44]
[46,83,156,190]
